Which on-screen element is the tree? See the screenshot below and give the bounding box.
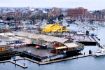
[58,14,64,21]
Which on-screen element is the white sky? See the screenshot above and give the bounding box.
[0,0,105,10]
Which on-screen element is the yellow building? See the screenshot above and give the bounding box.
[42,23,69,33]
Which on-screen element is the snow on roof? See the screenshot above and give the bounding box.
[64,43,79,48]
[14,31,68,43]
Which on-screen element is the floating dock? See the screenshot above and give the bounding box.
[0,59,28,68]
[9,60,28,69]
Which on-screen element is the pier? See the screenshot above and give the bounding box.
[23,54,92,65]
[9,60,28,69]
[69,34,97,46]
[0,59,28,68]
[39,54,92,65]
[0,60,10,63]
[91,36,103,48]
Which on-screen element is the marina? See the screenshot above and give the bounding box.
[0,23,105,70]
[0,6,105,70]
[0,23,105,65]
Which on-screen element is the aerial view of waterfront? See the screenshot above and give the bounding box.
[0,26,105,70]
[0,0,105,70]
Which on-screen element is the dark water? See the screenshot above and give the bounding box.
[0,25,105,70]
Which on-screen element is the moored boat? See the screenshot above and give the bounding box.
[93,48,105,57]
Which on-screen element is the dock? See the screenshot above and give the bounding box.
[91,36,103,48]
[0,59,28,68]
[23,54,92,65]
[9,60,28,69]
[0,60,10,63]
[38,54,91,65]
[69,34,97,46]
[0,54,98,65]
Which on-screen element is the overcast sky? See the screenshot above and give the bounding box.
[0,0,105,10]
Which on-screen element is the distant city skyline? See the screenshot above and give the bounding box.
[0,0,105,10]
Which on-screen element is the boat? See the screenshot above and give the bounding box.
[93,48,105,57]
